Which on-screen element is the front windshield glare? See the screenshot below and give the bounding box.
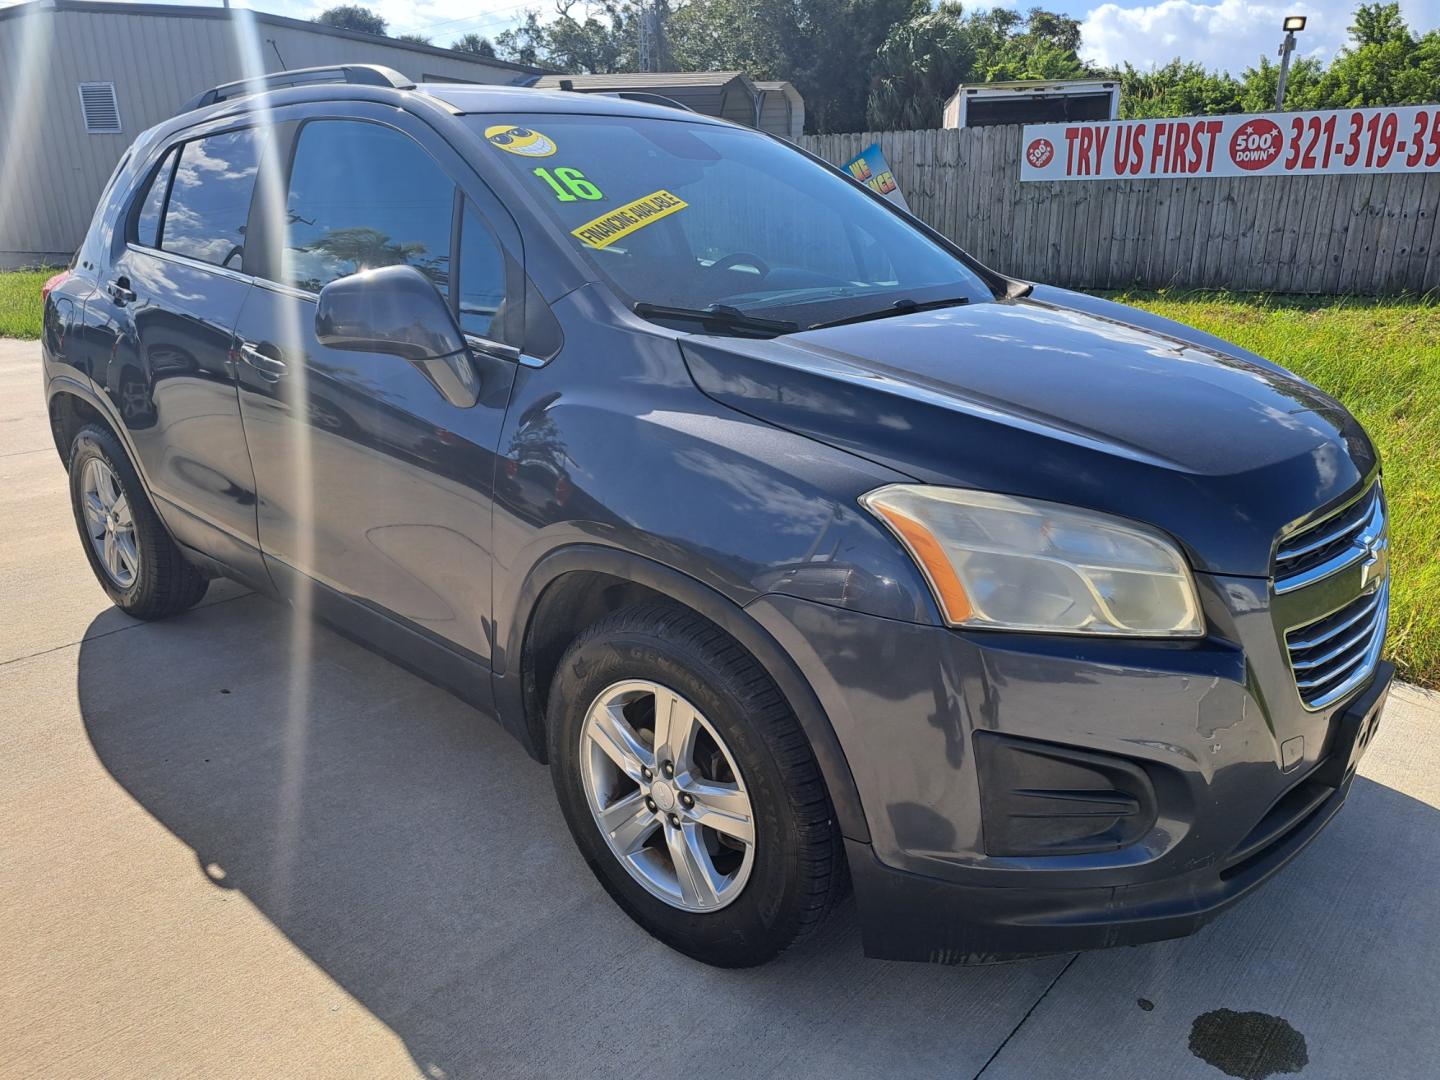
[470,113,992,328]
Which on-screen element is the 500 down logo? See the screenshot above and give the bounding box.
[1229,119,1283,171]
[1026,138,1055,169]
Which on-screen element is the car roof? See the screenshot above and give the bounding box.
[414,84,729,126]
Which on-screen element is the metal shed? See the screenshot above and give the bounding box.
[752,80,805,141]
[0,0,546,268]
[531,71,804,140]
[942,79,1121,129]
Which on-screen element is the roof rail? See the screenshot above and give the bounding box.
[576,89,693,113]
[180,64,415,113]
[607,91,693,112]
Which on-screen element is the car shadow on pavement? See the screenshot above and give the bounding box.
[74,594,1069,1079]
[75,593,1440,1080]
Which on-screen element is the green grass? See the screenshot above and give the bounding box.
[1107,290,1440,688]
[0,268,56,338]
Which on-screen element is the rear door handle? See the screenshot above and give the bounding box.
[237,342,287,381]
[107,277,136,305]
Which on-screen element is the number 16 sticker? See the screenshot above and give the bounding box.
[534,167,604,202]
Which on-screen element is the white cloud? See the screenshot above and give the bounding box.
[253,0,534,45]
[1080,0,1440,73]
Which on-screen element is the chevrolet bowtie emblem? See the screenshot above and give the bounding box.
[1359,532,1389,592]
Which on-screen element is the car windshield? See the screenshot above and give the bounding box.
[468,112,993,329]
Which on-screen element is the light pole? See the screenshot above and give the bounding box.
[1275,15,1307,110]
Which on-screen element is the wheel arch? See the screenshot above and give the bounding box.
[49,385,113,467]
[47,379,148,483]
[496,543,870,843]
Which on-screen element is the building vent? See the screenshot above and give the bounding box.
[78,82,122,134]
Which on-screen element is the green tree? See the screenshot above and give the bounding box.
[451,32,498,57]
[669,0,794,82]
[968,7,1087,81]
[671,0,923,133]
[1117,60,1244,119]
[496,1,649,73]
[1312,3,1436,106]
[867,5,1089,130]
[804,0,930,132]
[394,32,432,46]
[495,12,547,67]
[313,4,386,35]
[1236,54,1325,111]
[867,3,975,130]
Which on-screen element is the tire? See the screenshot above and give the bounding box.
[67,424,209,620]
[547,601,845,967]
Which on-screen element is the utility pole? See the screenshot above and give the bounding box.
[637,0,665,72]
[1275,15,1307,110]
[637,1,653,72]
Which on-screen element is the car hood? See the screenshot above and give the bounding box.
[680,286,1376,577]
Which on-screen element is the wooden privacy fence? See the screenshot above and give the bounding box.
[798,126,1440,295]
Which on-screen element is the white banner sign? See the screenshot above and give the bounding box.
[1020,105,1440,181]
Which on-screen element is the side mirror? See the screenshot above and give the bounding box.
[315,264,465,362]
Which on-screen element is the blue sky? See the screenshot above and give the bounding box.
[43,0,1440,74]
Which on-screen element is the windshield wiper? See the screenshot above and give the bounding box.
[633,302,799,337]
[807,296,971,331]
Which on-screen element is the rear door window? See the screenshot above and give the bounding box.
[160,129,261,270]
[280,120,456,294]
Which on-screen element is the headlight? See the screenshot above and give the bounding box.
[860,485,1204,637]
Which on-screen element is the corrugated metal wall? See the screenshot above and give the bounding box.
[800,126,1440,296]
[757,94,797,141]
[0,6,533,266]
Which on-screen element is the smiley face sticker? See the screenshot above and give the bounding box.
[484,125,557,157]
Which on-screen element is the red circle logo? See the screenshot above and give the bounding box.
[1026,138,1055,169]
[1229,119,1283,171]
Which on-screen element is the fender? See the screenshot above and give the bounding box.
[47,370,153,484]
[493,542,871,843]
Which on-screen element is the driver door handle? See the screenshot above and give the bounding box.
[237,341,287,381]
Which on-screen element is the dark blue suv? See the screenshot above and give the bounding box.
[42,65,1392,967]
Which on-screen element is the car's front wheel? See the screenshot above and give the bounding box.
[548,602,845,967]
[67,424,209,619]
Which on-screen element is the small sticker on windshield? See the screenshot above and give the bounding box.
[571,190,688,249]
[484,125,557,157]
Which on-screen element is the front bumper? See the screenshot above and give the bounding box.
[747,580,1393,964]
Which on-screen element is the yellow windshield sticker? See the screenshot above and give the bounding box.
[484,125,557,157]
[571,190,688,249]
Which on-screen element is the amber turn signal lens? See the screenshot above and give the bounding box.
[867,503,973,624]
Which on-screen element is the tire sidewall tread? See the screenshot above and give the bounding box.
[547,601,844,967]
[67,424,208,620]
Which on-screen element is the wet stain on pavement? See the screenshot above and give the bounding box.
[1189,1009,1308,1079]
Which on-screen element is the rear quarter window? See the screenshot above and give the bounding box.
[134,148,177,249]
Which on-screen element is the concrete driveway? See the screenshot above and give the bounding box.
[3,337,1438,1080]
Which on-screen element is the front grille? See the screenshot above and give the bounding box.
[1284,583,1389,709]
[1274,480,1389,709]
[1274,482,1383,593]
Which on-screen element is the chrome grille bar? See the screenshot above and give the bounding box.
[1274,484,1383,594]
[1284,582,1389,710]
[1285,590,1383,653]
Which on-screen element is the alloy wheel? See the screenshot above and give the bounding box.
[579,679,756,912]
[80,457,138,588]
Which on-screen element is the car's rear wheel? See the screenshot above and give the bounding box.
[68,424,209,619]
[547,602,844,967]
